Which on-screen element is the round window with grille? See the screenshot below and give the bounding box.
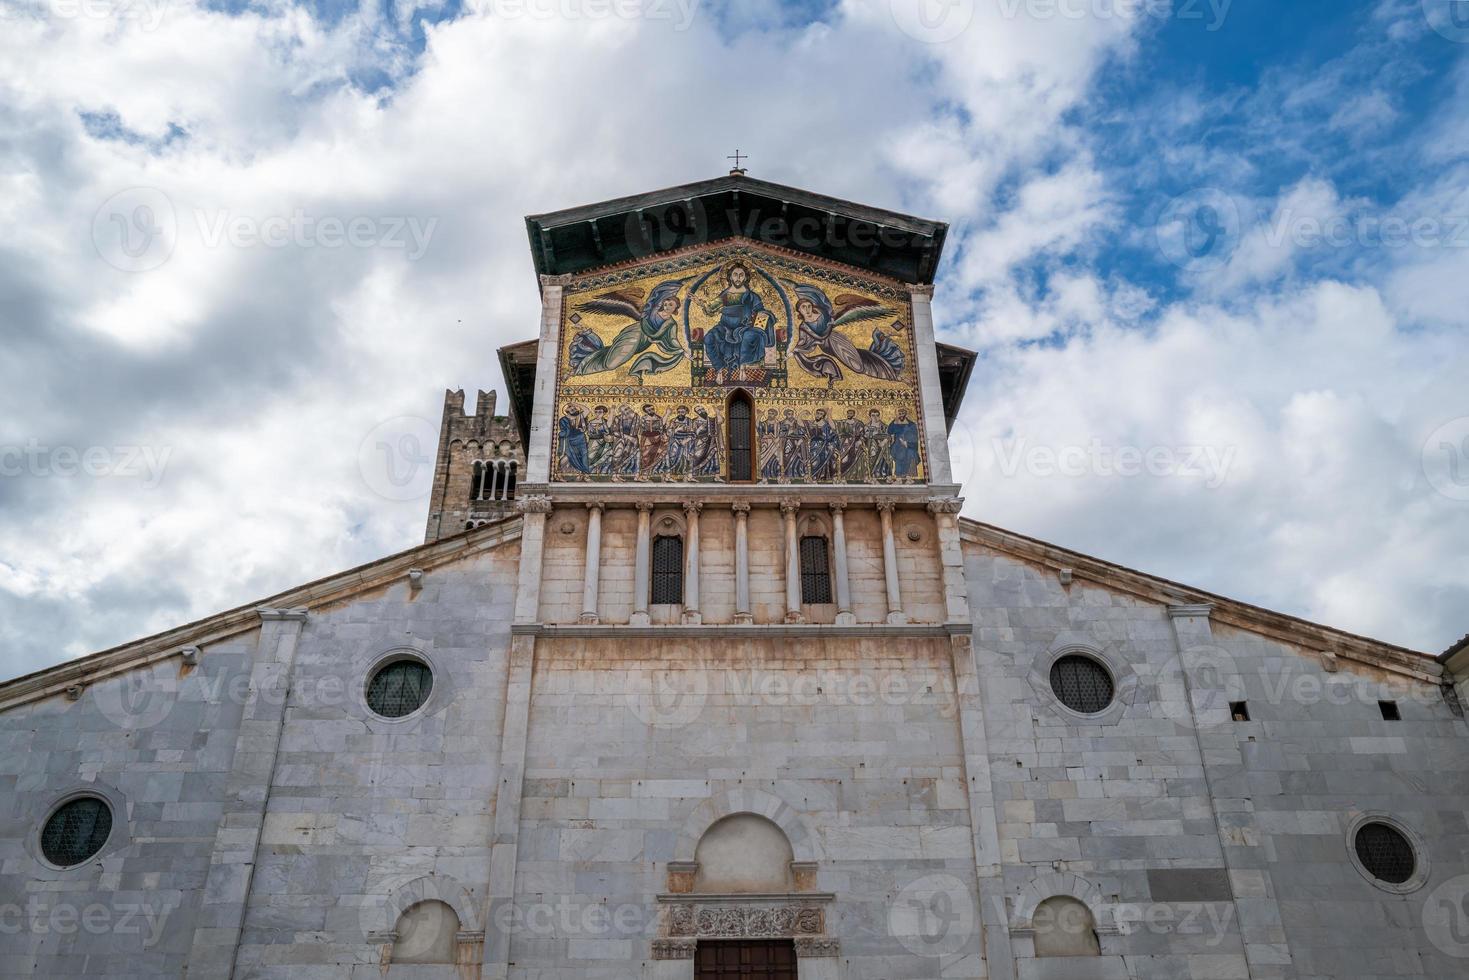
[41,796,113,868]
[1049,655,1114,714]
[1354,822,1416,884]
[365,659,434,719]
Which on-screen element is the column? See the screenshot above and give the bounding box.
[781,499,803,624]
[580,502,603,624]
[682,501,701,625]
[877,500,905,624]
[909,283,954,486]
[631,502,653,626]
[829,502,854,625]
[732,502,752,624]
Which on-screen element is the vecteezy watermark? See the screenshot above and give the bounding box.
[93,187,177,273]
[994,0,1231,30]
[1260,210,1469,251]
[890,0,975,43]
[889,873,977,956]
[1423,0,1469,43]
[194,209,437,261]
[0,898,175,946]
[1155,188,1242,272]
[624,199,932,261]
[357,415,439,502]
[992,437,1238,489]
[1424,875,1469,958]
[1422,417,1469,502]
[465,0,699,30]
[92,188,438,272]
[1112,902,1234,945]
[0,440,171,488]
[1,0,169,29]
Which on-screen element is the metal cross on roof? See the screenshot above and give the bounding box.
[727,149,748,175]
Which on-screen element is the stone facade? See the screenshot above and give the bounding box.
[424,388,525,542]
[1,179,1465,980]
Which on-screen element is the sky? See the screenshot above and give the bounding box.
[1,0,1467,677]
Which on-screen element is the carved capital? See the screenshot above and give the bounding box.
[907,282,936,298]
[585,501,604,513]
[730,501,751,515]
[683,501,703,517]
[635,501,656,514]
[539,273,575,287]
[875,499,898,515]
[827,502,846,515]
[926,496,963,515]
[518,495,554,515]
[651,939,697,960]
[779,498,801,517]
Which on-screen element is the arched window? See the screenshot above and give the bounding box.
[470,461,486,501]
[799,535,832,604]
[392,900,460,964]
[1032,895,1100,957]
[505,461,517,500]
[727,390,755,482]
[651,535,684,604]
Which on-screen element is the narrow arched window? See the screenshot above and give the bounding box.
[470,461,485,501]
[651,535,684,604]
[727,391,754,482]
[506,461,518,500]
[799,535,832,604]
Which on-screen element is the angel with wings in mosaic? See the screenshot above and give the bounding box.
[789,283,905,386]
[567,278,690,380]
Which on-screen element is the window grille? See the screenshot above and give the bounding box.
[1049,655,1114,714]
[728,395,753,481]
[1355,823,1415,884]
[651,535,684,604]
[41,797,112,867]
[366,659,433,718]
[799,536,833,604]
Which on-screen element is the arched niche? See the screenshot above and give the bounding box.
[1031,895,1100,958]
[693,813,795,894]
[393,900,460,964]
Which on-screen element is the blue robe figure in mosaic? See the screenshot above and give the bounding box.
[887,410,919,479]
[808,410,839,482]
[558,405,591,476]
[702,262,774,382]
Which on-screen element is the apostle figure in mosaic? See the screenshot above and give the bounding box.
[836,408,868,482]
[780,409,810,479]
[609,405,640,477]
[658,406,698,478]
[808,408,839,482]
[638,404,668,474]
[887,408,919,481]
[864,408,894,481]
[757,407,782,480]
[586,405,612,475]
[691,406,723,478]
[567,279,690,380]
[558,404,591,477]
[789,283,905,385]
[701,262,776,384]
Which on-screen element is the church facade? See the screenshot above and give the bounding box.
[2,175,1468,980]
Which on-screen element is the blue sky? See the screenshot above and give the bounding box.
[0,0,1466,674]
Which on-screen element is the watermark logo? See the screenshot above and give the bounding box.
[1423,417,1469,501]
[992,436,1237,489]
[993,0,1231,30]
[358,415,439,501]
[624,198,708,260]
[1158,644,1242,725]
[890,0,974,43]
[5,0,170,29]
[1423,0,1469,43]
[1156,188,1241,271]
[465,0,699,30]
[93,187,176,273]
[625,668,709,728]
[0,898,175,946]
[91,670,179,730]
[194,209,437,261]
[1424,875,1469,958]
[0,440,172,487]
[889,873,976,956]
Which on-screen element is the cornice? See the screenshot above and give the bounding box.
[512,622,970,639]
[0,518,524,711]
[959,517,1439,683]
[516,482,962,507]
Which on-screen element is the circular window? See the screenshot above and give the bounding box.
[366,659,434,719]
[41,797,113,868]
[1354,822,1416,885]
[1049,655,1114,714]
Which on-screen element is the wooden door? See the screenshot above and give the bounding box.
[694,939,797,979]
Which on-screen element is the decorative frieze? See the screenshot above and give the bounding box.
[665,903,825,939]
[651,939,697,960]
